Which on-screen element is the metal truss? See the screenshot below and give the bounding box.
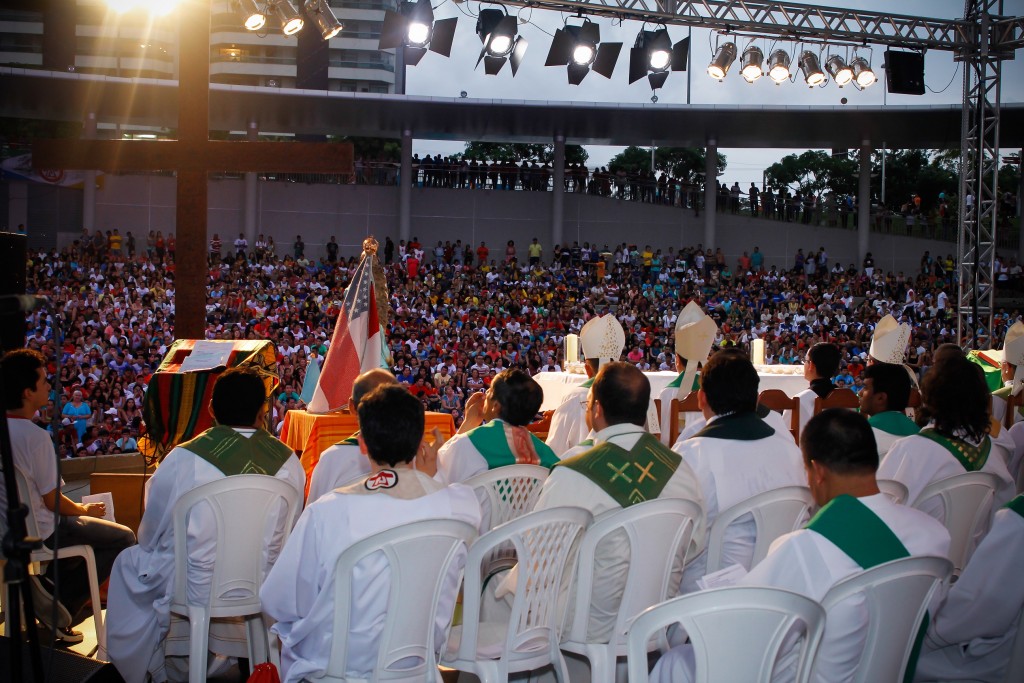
[957,0,1004,349]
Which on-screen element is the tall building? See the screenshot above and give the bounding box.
[0,0,399,95]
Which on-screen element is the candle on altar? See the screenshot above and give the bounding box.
[752,338,766,365]
[565,334,579,364]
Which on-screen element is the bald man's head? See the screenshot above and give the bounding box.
[592,361,651,427]
[351,368,399,409]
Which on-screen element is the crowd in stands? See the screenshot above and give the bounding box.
[20,223,1024,457]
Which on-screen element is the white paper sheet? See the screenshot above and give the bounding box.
[696,563,748,591]
[80,492,116,523]
[178,341,233,372]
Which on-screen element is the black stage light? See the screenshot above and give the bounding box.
[378,0,457,65]
[475,8,528,76]
[545,18,621,85]
[628,27,688,90]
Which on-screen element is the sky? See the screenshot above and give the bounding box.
[402,0,1024,183]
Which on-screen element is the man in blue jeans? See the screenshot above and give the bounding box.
[0,349,136,642]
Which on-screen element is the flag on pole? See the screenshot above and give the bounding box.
[307,239,388,413]
[298,354,321,406]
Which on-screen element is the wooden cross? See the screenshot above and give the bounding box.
[31,0,353,339]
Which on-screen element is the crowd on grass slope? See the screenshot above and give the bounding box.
[19,226,1023,456]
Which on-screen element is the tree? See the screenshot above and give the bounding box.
[764,150,857,196]
[331,136,401,162]
[461,141,589,165]
[607,146,725,179]
[869,149,957,210]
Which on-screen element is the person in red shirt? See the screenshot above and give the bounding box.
[476,242,489,266]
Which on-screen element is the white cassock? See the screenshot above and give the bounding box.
[558,431,597,461]
[435,430,491,485]
[260,472,482,683]
[873,427,906,458]
[527,423,706,643]
[878,433,1016,525]
[106,433,305,683]
[544,385,590,457]
[990,390,1023,429]
[1008,421,1024,489]
[652,494,951,683]
[307,442,369,503]
[672,415,806,594]
[916,502,1024,682]
[673,410,791,449]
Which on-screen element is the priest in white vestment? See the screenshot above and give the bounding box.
[673,349,805,594]
[785,342,841,437]
[545,314,625,455]
[858,362,920,457]
[989,321,1024,428]
[261,384,482,683]
[652,409,950,683]
[657,301,716,446]
[106,368,306,683]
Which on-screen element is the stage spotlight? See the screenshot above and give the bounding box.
[545,18,622,85]
[379,0,457,66]
[707,41,737,80]
[272,0,304,36]
[475,8,527,75]
[237,0,266,31]
[768,48,791,83]
[740,45,763,82]
[799,50,825,86]
[851,56,876,88]
[628,27,688,90]
[305,0,342,40]
[825,54,853,86]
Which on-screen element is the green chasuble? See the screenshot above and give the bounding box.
[335,431,359,447]
[467,420,560,470]
[1006,493,1024,518]
[967,351,1003,392]
[916,429,991,472]
[806,494,923,683]
[691,411,775,441]
[181,425,293,477]
[868,412,920,437]
[556,432,681,507]
[666,370,702,392]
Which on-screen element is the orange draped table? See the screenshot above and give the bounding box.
[280,409,457,481]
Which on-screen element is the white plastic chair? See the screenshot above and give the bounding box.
[464,464,549,532]
[170,475,301,683]
[705,486,815,575]
[626,587,826,683]
[820,555,953,683]
[443,506,592,683]
[0,467,106,656]
[999,605,1024,683]
[561,498,702,683]
[310,518,478,682]
[877,479,910,505]
[911,472,1001,573]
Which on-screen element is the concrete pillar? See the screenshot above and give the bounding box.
[82,113,97,232]
[244,120,259,246]
[8,182,28,233]
[704,138,717,250]
[552,134,565,249]
[858,140,872,267]
[399,130,413,242]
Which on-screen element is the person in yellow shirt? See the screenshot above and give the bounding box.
[528,238,543,266]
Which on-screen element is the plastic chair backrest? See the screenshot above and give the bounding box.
[171,475,300,616]
[705,486,815,575]
[323,518,478,682]
[464,464,549,574]
[456,506,592,665]
[911,472,1001,572]
[563,498,702,648]
[821,556,953,683]
[813,388,860,415]
[876,479,910,505]
[758,389,800,443]
[626,586,826,683]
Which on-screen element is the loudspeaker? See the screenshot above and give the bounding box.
[885,50,925,95]
[0,636,124,682]
[0,231,28,352]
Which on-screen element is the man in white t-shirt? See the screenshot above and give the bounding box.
[0,349,136,642]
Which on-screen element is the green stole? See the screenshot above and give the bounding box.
[691,411,776,441]
[579,376,595,389]
[666,370,702,391]
[466,420,559,470]
[557,432,681,507]
[181,425,293,477]
[868,412,920,437]
[336,431,359,447]
[916,429,991,472]
[806,495,923,683]
[1006,494,1024,518]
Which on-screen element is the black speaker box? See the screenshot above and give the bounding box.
[0,231,28,351]
[0,636,124,682]
[885,50,926,96]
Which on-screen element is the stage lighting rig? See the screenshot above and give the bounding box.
[272,0,304,36]
[739,45,763,82]
[628,27,688,91]
[474,8,528,76]
[851,55,876,88]
[825,54,854,86]
[237,0,266,31]
[379,0,457,65]
[305,0,342,40]
[799,50,826,86]
[768,48,791,83]
[706,41,736,80]
[545,18,621,85]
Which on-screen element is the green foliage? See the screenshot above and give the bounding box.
[607,146,725,180]
[870,149,958,210]
[461,142,589,165]
[764,150,857,196]
[333,136,401,162]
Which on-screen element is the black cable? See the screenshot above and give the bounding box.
[926,61,961,94]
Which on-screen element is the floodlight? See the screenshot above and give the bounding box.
[545,18,622,85]
[740,45,763,83]
[628,27,688,90]
[238,0,266,31]
[272,0,304,36]
[378,0,458,66]
[475,8,527,76]
[799,51,825,86]
[851,56,876,87]
[707,42,737,80]
[826,54,854,86]
[305,0,342,40]
[768,48,791,83]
